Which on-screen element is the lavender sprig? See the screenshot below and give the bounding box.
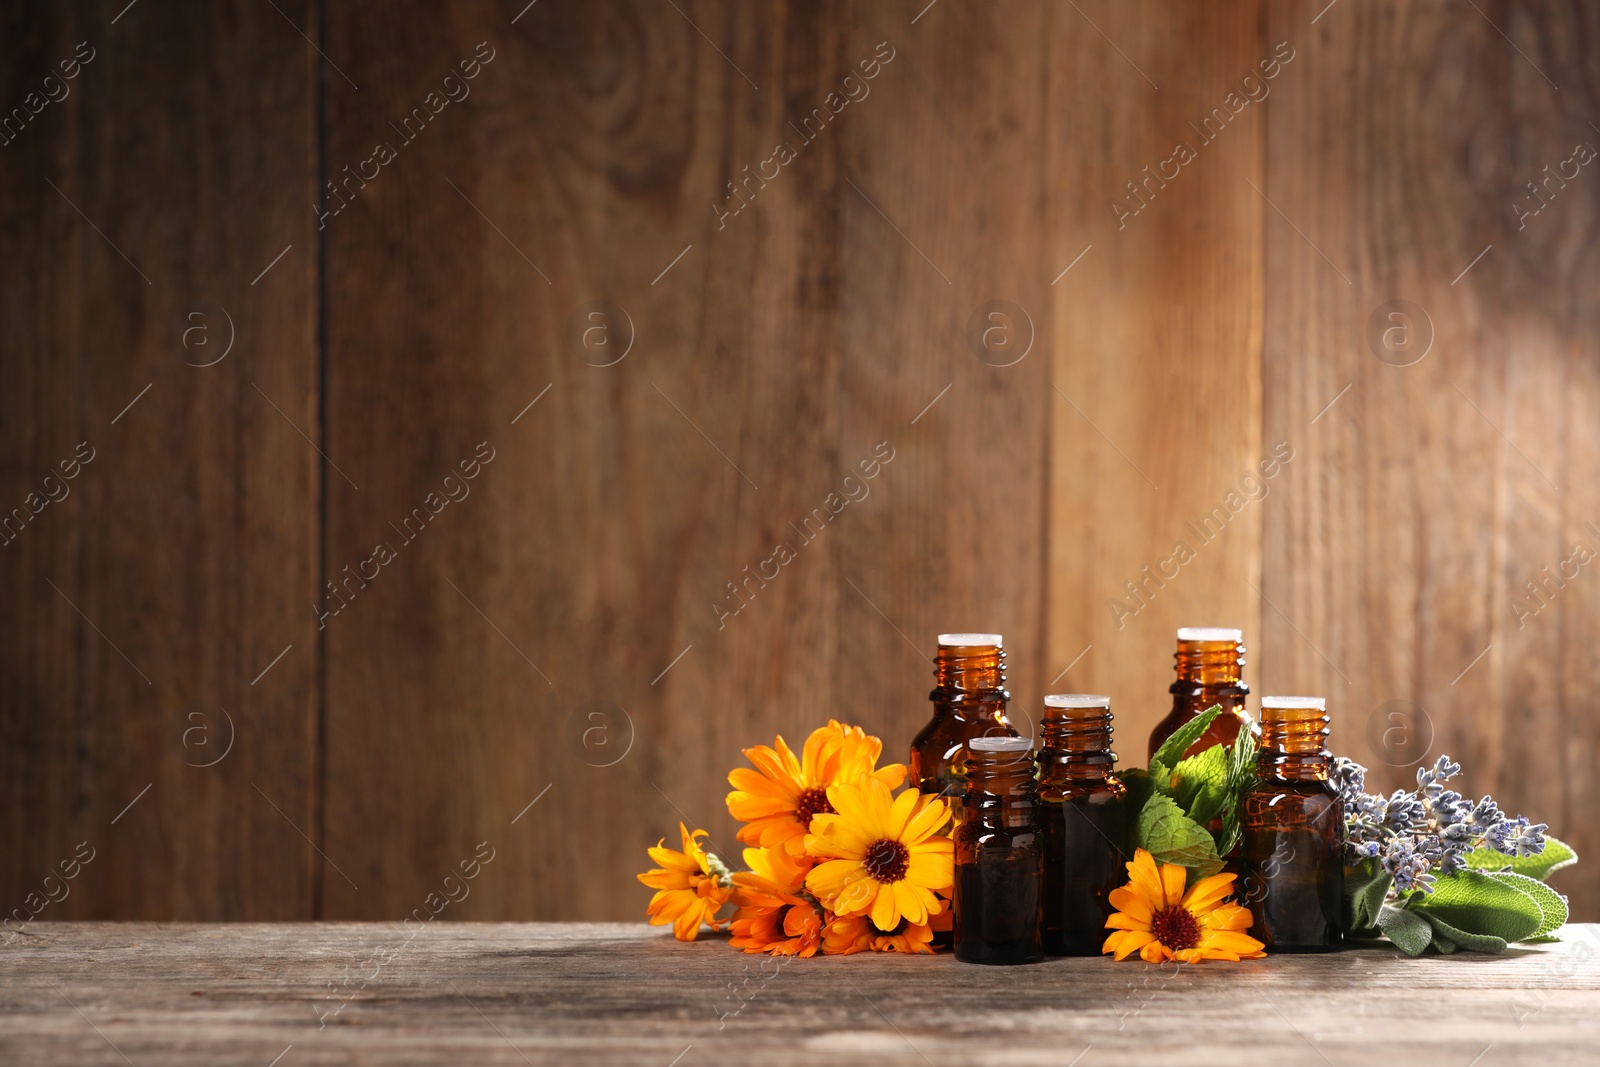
[1334,754,1547,897]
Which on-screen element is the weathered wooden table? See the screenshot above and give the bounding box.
[2,922,1597,1065]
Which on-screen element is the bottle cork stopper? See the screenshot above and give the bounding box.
[938,633,1004,647]
[1261,695,1326,711]
[1176,627,1242,642]
[967,736,1033,753]
[1044,694,1111,709]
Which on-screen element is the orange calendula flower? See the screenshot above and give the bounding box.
[871,916,936,954]
[1102,848,1265,963]
[821,914,875,956]
[823,911,936,955]
[637,823,733,941]
[804,777,953,931]
[729,847,827,957]
[727,720,907,858]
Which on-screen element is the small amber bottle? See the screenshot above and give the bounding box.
[1147,627,1255,760]
[909,633,1018,816]
[1240,696,1345,952]
[1037,695,1127,956]
[953,736,1043,965]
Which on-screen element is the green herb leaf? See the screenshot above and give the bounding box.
[1463,835,1578,882]
[1148,758,1174,798]
[1151,704,1226,769]
[1216,721,1257,856]
[1171,744,1231,826]
[1420,912,1507,954]
[1136,793,1223,880]
[1224,719,1257,790]
[1483,871,1568,937]
[1411,870,1542,944]
[1343,859,1391,935]
[1377,903,1433,957]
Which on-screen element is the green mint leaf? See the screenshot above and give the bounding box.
[1377,903,1433,956]
[1136,793,1223,880]
[1148,758,1174,798]
[1216,721,1257,856]
[1224,719,1257,790]
[1483,871,1568,937]
[1420,912,1507,954]
[1411,870,1542,944]
[1463,835,1577,882]
[1152,704,1226,769]
[1171,744,1231,826]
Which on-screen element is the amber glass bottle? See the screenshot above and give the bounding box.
[909,633,1017,815]
[1240,696,1344,952]
[953,736,1043,965]
[1147,627,1255,760]
[1037,695,1127,956]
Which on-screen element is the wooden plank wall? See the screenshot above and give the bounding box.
[0,0,1595,923]
[0,2,320,919]
[1259,0,1600,919]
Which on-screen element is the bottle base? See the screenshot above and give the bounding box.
[954,951,1045,966]
[1264,940,1342,953]
[1041,935,1103,957]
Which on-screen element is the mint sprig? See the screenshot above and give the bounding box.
[1128,706,1255,884]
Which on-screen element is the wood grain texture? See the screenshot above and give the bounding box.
[0,2,320,919]
[3,922,1598,1065]
[3,0,1598,927]
[1045,1,1265,761]
[1260,0,1600,919]
[319,0,1053,922]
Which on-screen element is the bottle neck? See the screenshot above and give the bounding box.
[1038,709,1116,782]
[1174,639,1244,686]
[934,644,1005,693]
[963,751,1037,827]
[1256,710,1331,781]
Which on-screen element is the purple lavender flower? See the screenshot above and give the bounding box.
[1340,753,1547,900]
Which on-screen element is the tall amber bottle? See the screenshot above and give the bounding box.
[909,633,1017,814]
[953,736,1043,965]
[1240,696,1344,952]
[1147,627,1255,760]
[1037,695,1127,956]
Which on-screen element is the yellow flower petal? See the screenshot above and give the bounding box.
[1181,872,1238,915]
[885,786,920,840]
[901,794,951,844]
[1204,903,1256,931]
[870,881,900,930]
[1200,930,1266,956]
[904,851,953,892]
[1160,859,1187,908]
[1110,930,1154,960]
[1125,849,1166,911]
[892,879,927,926]
[1107,885,1153,925]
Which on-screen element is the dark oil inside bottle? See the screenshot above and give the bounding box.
[911,636,1015,950]
[1241,785,1343,951]
[1240,700,1344,952]
[953,741,1042,965]
[1039,796,1125,955]
[1147,632,1255,761]
[955,848,1042,964]
[1037,698,1127,956]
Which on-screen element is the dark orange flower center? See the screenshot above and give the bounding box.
[1149,905,1201,951]
[862,838,910,882]
[795,787,836,827]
